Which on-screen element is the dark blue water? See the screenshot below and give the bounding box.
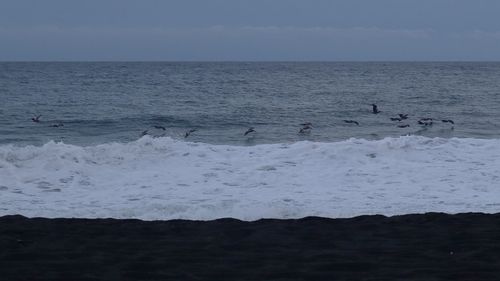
[2,62,500,145]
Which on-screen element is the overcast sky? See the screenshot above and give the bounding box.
[1,0,500,61]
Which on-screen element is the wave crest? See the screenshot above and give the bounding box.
[1,136,500,220]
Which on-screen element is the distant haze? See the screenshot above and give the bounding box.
[1,0,500,61]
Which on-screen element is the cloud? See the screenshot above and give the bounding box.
[0,25,498,60]
[460,30,500,40]
[237,26,432,39]
[0,25,433,37]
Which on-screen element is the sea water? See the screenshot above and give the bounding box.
[1,62,500,220]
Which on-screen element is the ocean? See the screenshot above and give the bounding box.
[1,62,500,220]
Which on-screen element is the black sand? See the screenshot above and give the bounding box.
[1,213,500,281]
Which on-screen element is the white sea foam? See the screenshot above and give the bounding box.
[1,136,500,220]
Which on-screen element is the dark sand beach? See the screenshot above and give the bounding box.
[1,213,500,281]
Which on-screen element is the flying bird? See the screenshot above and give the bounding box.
[299,124,313,134]
[418,120,433,126]
[184,129,197,138]
[343,120,359,126]
[31,115,41,123]
[418,118,434,126]
[442,119,455,125]
[244,127,256,136]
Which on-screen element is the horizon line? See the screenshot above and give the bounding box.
[2,60,500,63]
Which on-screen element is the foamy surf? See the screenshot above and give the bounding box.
[1,136,499,220]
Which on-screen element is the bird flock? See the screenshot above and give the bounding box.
[237,104,454,138]
[31,115,64,128]
[31,103,454,140]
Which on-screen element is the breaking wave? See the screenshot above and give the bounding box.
[1,136,500,220]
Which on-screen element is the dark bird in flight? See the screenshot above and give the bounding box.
[299,124,313,134]
[390,117,402,122]
[372,104,381,114]
[154,125,166,131]
[397,124,410,128]
[418,118,434,126]
[184,129,197,138]
[31,115,41,123]
[418,120,433,126]
[398,114,408,120]
[343,120,359,126]
[244,127,255,136]
[442,119,455,125]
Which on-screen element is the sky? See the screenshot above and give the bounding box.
[1,0,500,61]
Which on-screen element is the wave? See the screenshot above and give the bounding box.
[1,136,500,220]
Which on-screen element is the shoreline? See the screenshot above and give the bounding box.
[1,212,499,280]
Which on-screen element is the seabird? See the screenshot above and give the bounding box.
[299,124,313,134]
[141,130,148,136]
[31,115,41,123]
[418,120,433,126]
[418,118,434,126]
[442,119,455,125]
[397,124,410,128]
[398,114,408,120]
[372,104,381,114]
[244,127,256,136]
[154,125,166,131]
[184,129,197,138]
[343,120,359,126]
[390,117,403,122]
